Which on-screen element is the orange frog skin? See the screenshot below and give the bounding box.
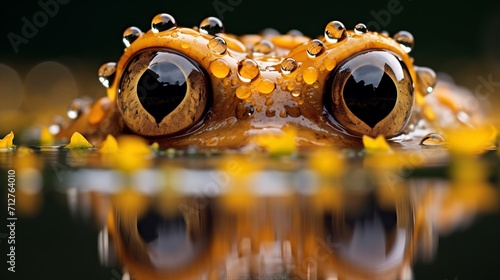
[57,13,479,150]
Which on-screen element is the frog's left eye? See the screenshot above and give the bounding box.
[326,51,413,138]
[118,49,209,136]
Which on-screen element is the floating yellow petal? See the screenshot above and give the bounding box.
[0,131,15,149]
[64,132,93,149]
[445,125,497,155]
[308,147,344,176]
[40,126,55,146]
[362,135,391,153]
[115,135,152,172]
[98,134,119,153]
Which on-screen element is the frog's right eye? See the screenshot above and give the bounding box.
[118,49,210,136]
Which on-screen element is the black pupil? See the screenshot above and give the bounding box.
[343,65,397,128]
[137,62,187,124]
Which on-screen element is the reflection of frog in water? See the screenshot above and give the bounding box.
[57,13,482,150]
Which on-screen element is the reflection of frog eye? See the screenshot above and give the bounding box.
[326,51,413,138]
[118,49,209,136]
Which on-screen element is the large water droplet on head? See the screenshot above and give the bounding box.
[354,23,368,34]
[393,31,414,53]
[209,59,230,78]
[257,79,275,94]
[252,39,275,57]
[281,58,298,75]
[199,17,224,36]
[122,26,143,47]
[235,86,252,99]
[324,21,347,43]
[151,13,177,33]
[67,97,92,120]
[208,36,227,55]
[303,66,319,85]
[419,133,445,146]
[415,66,436,94]
[237,59,260,82]
[306,39,326,58]
[98,62,116,88]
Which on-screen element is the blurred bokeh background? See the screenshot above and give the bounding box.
[1,0,500,279]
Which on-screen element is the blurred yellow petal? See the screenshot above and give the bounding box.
[64,132,93,149]
[98,134,119,153]
[308,148,344,176]
[40,126,55,146]
[363,135,391,154]
[150,142,160,152]
[0,131,14,149]
[445,125,497,155]
[115,135,152,172]
[254,127,297,155]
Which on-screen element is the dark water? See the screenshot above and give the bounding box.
[0,148,499,280]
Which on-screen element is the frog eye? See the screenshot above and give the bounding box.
[326,50,413,138]
[118,49,209,136]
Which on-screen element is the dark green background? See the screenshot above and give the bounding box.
[2,0,500,72]
[1,0,500,279]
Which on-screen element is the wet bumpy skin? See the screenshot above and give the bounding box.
[57,14,448,150]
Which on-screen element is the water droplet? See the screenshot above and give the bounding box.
[208,36,227,55]
[237,59,260,82]
[415,66,436,94]
[67,97,92,120]
[261,28,280,38]
[199,17,224,36]
[324,57,336,71]
[236,102,255,118]
[303,66,319,85]
[151,13,177,33]
[457,111,471,124]
[266,108,276,117]
[324,21,346,43]
[285,105,301,118]
[252,39,275,56]
[265,98,274,106]
[295,74,303,83]
[122,26,142,47]
[287,81,297,92]
[98,62,116,88]
[354,23,368,34]
[209,59,230,78]
[291,88,301,97]
[420,133,445,146]
[287,29,303,36]
[257,79,275,94]
[306,39,326,58]
[281,58,298,75]
[181,42,190,49]
[235,85,252,99]
[393,30,414,53]
[279,110,287,118]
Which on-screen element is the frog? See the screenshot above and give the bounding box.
[52,13,496,280]
[55,13,482,151]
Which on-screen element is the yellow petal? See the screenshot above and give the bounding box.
[115,135,152,172]
[308,147,344,176]
[40,126,55,146]
[362,135,391,153]
[98,134,119,153]
[0,131,15,149]
[254,127,297,155]
[445,125,497,155]
[64,132,93,149]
